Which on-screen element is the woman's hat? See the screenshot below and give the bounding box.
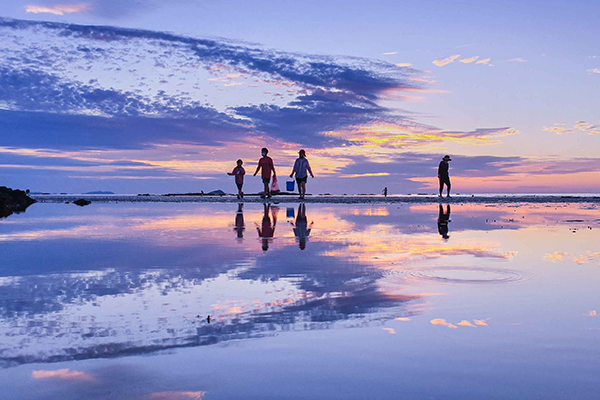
[443,155,452,161]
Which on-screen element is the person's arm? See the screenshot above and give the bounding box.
[253,161,261,176]
[227,167,236,176]
[437,162,441,177]
[290,159,298,178]
[307,160,314,178]
[271,160,276,177]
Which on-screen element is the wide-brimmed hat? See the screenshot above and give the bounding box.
[442,155,452,161]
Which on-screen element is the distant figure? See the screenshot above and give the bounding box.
[257,203,278,251]
[234,203,245,239]
[383,187,388,197]
[289,149,314,199]
[437,204,451,239]
[227,159,246,199]
[438,155,451,197]
[254,148,276,198]
[292,203,313,250]
[207,315,211,324]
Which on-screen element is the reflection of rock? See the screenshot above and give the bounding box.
[0,186,36,218]
[73,199,92,207]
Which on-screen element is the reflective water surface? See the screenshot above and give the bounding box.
[0,201,599,399]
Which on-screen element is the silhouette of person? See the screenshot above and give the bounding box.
[382,187,388,197]
[289,149,314,199]
[438,155,452,197]
[257,203,278,251]
[234,203,245,239]
[254,148,276,199]
[437,204,451,239]
[291,203,313,250]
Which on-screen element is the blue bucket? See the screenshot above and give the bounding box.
[286,180,295,192]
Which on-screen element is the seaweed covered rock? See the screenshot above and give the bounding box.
[73,199,92,207]
[0,186,36,218]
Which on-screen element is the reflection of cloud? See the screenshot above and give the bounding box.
[25,4,88,15]
[432,55,460,67]
[149,392,206,399]
[573,252,600,265]
[544,252,570,262]
[32,369,94,382]
[430,319,457,329]
[382,328,396,334]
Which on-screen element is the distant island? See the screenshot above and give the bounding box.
[85,191,115,195]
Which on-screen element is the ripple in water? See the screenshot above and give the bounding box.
[388,266,527,285]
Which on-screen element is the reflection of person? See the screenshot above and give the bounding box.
[437,204,451,239]
[234,203,245,239]
[289,149,314,200]
[257,203,278,251]
[253,148,276,199]
[227,159,246,199]
[292,203,313,250]
[438,155,451,197]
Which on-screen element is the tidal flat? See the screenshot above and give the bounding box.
[0,201,599,399]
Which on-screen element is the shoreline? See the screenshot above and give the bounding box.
[31,194,600,205]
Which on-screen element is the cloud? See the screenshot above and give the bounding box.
[457,320,476,327]
[476,58,491,65]
[25,3,88,15]
[382,327,396,334]
[149,392,206,399]
[508,58,527,63]
[545,121,600,135]
[395,317,410,321]
[460,56,479,64]
[430,318,457,328]
[432,55,460,67]
[473,320,488,326]
[395,63,412,67]
[544,252,570,262]
[382,52,397,55]
[32,369,94,381]
[587,68,600,74]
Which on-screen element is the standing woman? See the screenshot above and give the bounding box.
[290,149,314,199]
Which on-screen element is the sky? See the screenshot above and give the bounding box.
[0,0,599,194]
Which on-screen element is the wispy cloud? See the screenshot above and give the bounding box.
[476,58,491,65]
[25,3,88,15]
[432,54,460,67]
[149,392,206,399]
[508,58,527,63]
[395,63,412,67]
[460,56,479,64]
[382,52,397,55]
[430,318,457,329]
[587,68,600,74]
[545,121,600,135]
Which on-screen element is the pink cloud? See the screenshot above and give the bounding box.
[32,369,94,382]
[25,3,88,15]
[432,55,460,67]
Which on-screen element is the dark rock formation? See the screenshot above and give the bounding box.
[0,186,36,218]
[73,199,92,207]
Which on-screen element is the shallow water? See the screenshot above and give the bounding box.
[0,202,599,399]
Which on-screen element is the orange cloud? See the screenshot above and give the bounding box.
[457,320,476,327]
[473,320,488,326]
[589,310,597,317]
[432,55,460,67]
[460,56,479,64]
[476,58,491,65]
[25,3,88,15]
[149,392,206,399]
[430,318,457,329]
[395,317,410,321]
[382,52,398,55]
[382,328,396,334]
[544,252,570,262]
[396,63,412,67]
[32,369,94,382]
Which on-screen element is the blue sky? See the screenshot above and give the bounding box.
[0,0,599,193]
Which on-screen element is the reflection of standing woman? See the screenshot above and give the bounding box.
[292,203,313,250]
[290,149,314,200]
[234,203,245,239]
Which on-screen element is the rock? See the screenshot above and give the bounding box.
[73,199,92,207]
[207,190,226,195]
[85,191,115,194]
[0,186,36,218]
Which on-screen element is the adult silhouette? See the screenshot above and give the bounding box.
[438,155,451,197]
[254,148,276,199]
[291,203,313,250]
[256,203,278,251]
[289,149,314,199]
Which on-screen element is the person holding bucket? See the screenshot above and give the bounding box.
[289,149,314,199]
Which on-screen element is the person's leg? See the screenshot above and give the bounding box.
[446,180,451,197]
[439,178,443,197]
[301,181,306,198]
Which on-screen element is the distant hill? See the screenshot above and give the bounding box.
[85,191,115,195]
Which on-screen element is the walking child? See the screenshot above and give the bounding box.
[227,159,245,199]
